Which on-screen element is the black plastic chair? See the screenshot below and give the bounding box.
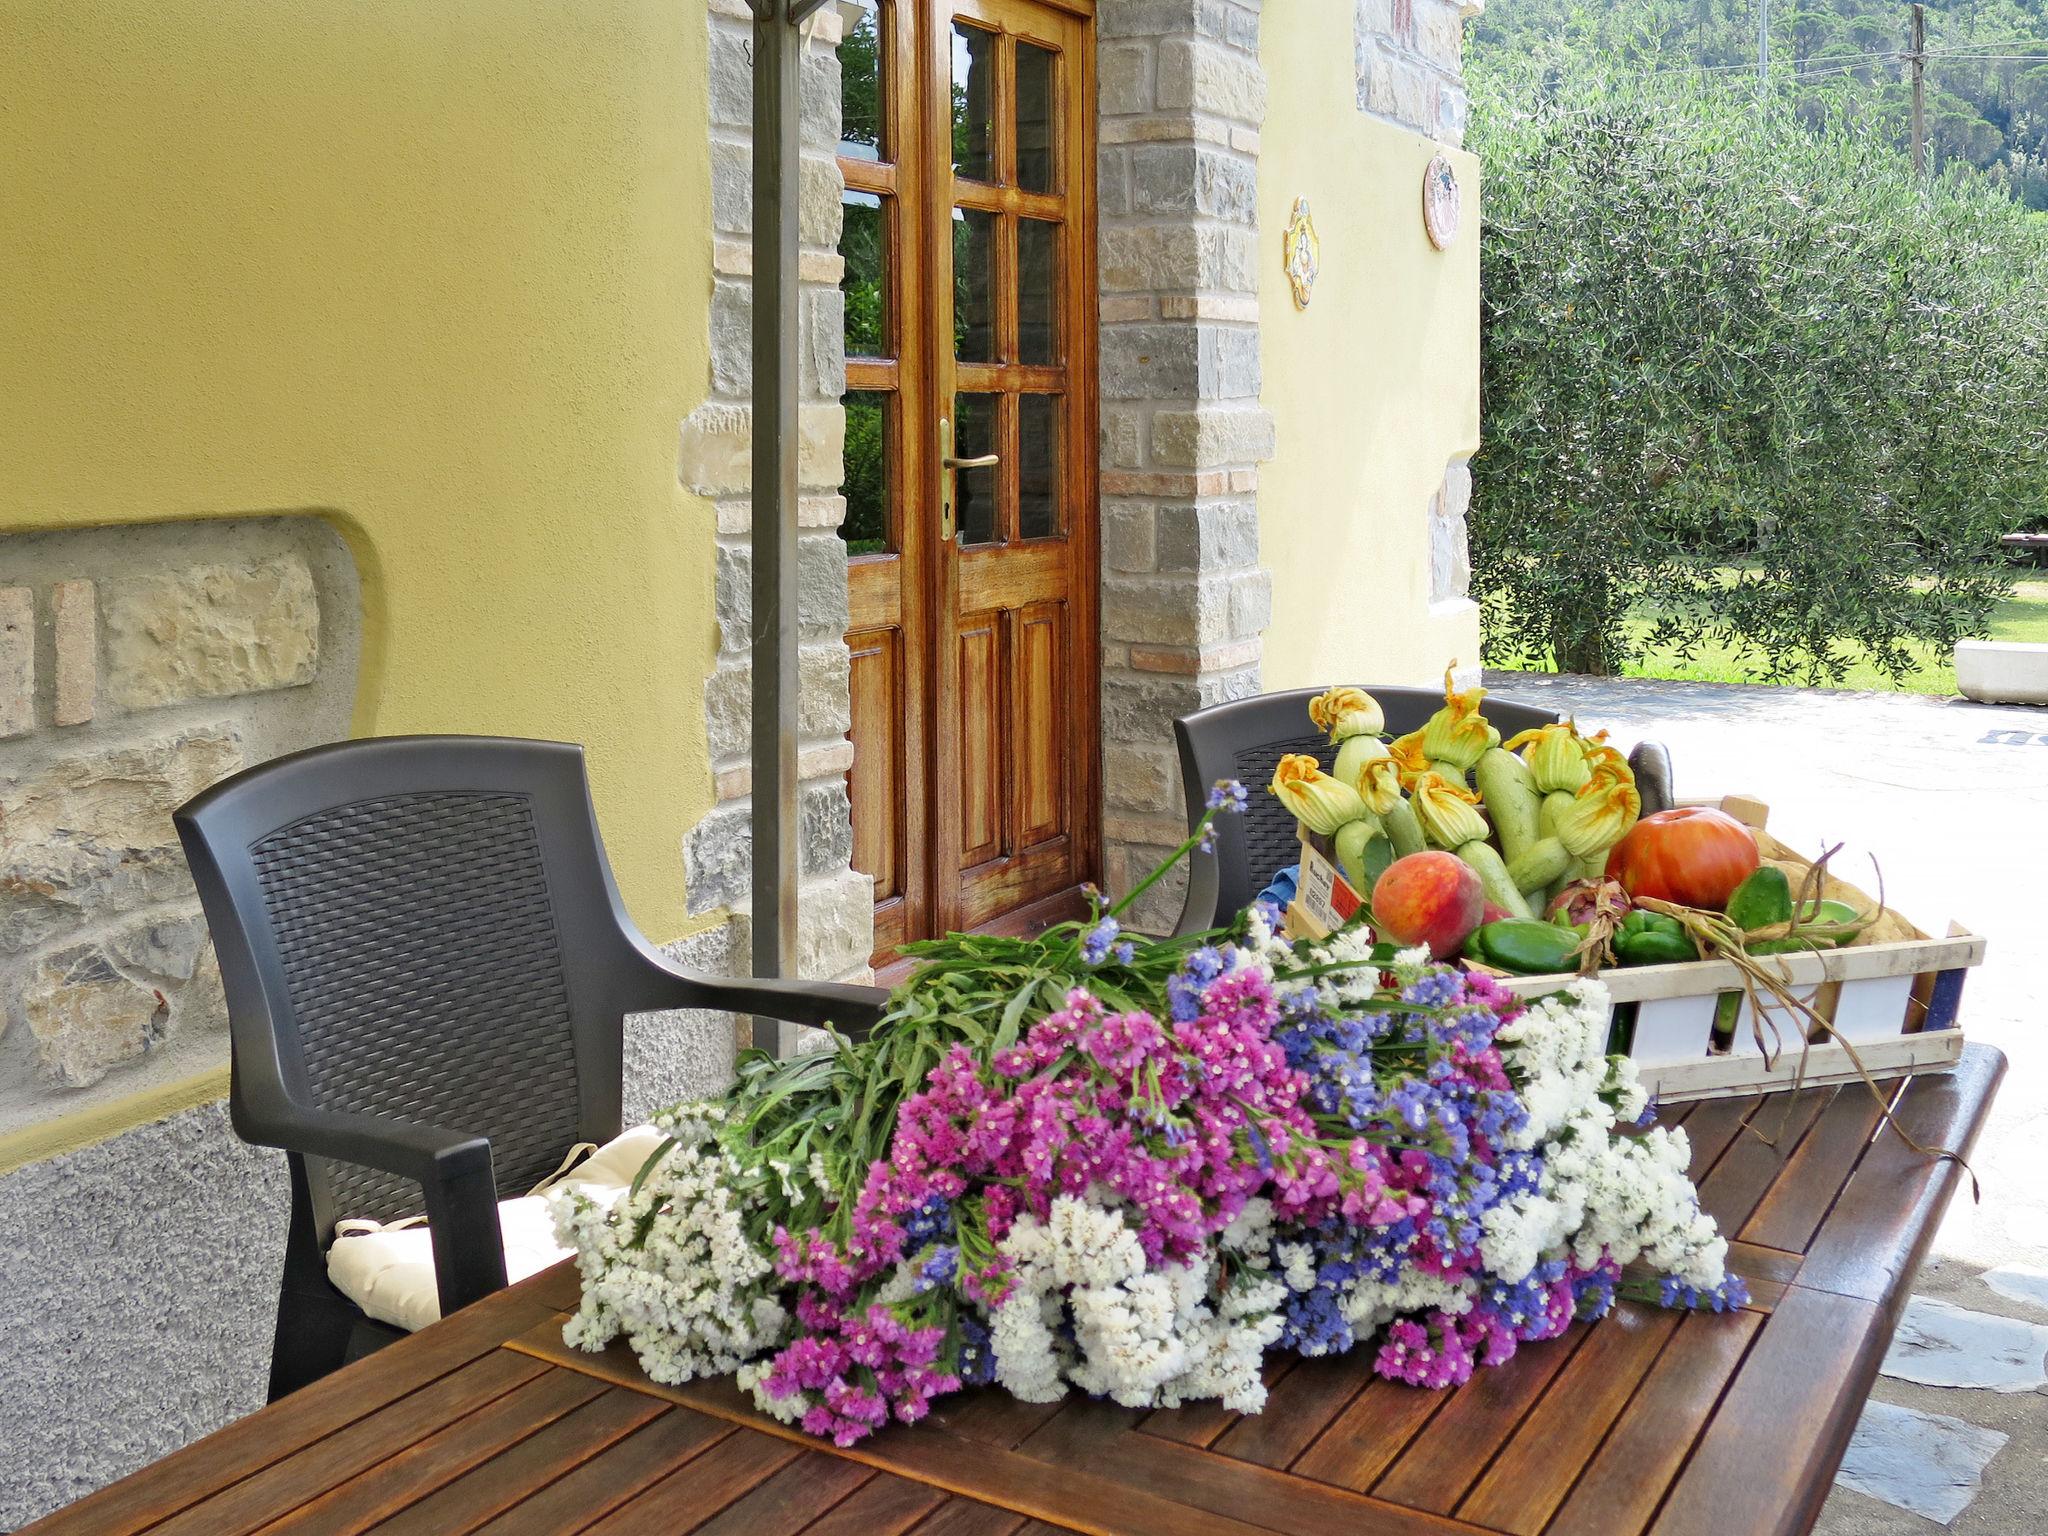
[1171,686,1674,933]
[175,735,888,1400]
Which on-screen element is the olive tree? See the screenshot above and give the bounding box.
[1469,68,2048,680]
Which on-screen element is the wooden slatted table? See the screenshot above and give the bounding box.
[26,1045,2003,1536]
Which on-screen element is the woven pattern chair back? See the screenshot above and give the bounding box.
[249,788,582,1224]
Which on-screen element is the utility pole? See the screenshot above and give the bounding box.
[1910,3,1927,174]
[1758,0,1771,81]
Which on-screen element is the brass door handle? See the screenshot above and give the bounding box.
[939,417,1001,542]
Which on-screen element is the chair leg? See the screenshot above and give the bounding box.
[266,1157,356,1402]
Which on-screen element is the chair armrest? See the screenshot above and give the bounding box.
[234,1100,510,1319]
[1629,740,1676,817]
[630,951,890,1039]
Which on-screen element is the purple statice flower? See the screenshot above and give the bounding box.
[1081,916,1121,966]
[915,1245,959,1293]
[957,1312,998,1386]
[1572,1260,1621,1321]
[1634,1093,1661,1129]
[902,1195,952,1248]
[1660,1273,1751,1313]
[1207,779,1250,814]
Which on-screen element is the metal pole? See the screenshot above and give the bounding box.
[748,0,821,1054]
[1758,0,1770,81]
[1910,4,1928,176]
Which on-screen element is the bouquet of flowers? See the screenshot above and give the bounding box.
[552,789,1745,1446]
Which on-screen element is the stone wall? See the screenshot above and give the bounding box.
[681,0,874,1014]
[1096,0,1275,932]
[0,516,360,1136]
[1355,0,1482,146]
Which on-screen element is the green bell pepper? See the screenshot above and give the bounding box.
[1613,910,1699,966]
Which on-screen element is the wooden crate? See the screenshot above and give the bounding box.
[1283,798,1985,1103]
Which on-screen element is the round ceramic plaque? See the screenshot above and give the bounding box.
[1282,197,1319,310]
[1423,153,1461,251]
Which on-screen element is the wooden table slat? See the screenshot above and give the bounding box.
[517,1326,1276,1536]
[1454,1303,1683,1535]
[1794,1046,2006,1305]
[1543,1310,1762,1536]
[370,1387,668,1536]
[684,1450,877,1536]
[1738,1082,1889,1255]
[1209,1352,1369,1468]
[144,1350,549,1536]
[466,1407,734,1536]
[21,1292,562,1536]
[1648,1284,1884,1536]
[1371,1325,1589,1514]
[1693,1085,1836,1237]
[1020,1396,1475,1536]
[1675,1095,1759,1183]
[1287,1375,1447,1492]
[797,1471,950,1536]
[576,1428,802,1536]
[257,1364,609,1535]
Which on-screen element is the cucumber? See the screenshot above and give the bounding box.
[1334,821,1394,894]
[1456,841,1534,920]
[1382,799,1428,859]
[1725,866,1793,931]
[1506,836,1571,895]
[1474,748,1542,862]
[1469,919,1579,975]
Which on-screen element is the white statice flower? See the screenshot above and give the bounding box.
[1495,980,1615,1149]
[991,1192,1286,1413]
[550,1118,786,1386]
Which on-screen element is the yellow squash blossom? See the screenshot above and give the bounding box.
[1269,753,1368,836]
[1554,773,1642,859]
[1308,686,1386,744]
[1410,771,1490,850]
[1504,722,1592,795]
[1416,665,1499,772]
[1387,729,1433,788]
[1336,736,1406,817]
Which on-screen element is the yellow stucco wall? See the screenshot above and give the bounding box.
[1255,11,1483,692]
[0,0,720,943]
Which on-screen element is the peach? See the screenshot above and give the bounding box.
[1371,851,1486,960]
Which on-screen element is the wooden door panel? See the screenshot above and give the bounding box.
[847,628,901,905]
[955,614,1006,870]
[1013,601,1066,852]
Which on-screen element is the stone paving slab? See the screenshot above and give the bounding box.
[1837,1399,2010,1526]
[1882,1297,2048,1393]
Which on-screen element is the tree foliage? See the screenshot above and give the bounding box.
[1468,65,2048,679]
[1471,1,2048,209]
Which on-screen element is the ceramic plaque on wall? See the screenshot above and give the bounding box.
[1283,197,1319,309]
[1423,153,1461,250]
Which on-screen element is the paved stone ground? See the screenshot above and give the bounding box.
[1491,673,2048,1532]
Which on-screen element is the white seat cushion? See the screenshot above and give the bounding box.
[326,1124,663,1333]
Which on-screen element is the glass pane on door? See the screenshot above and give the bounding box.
[951,23,996,181]
[954,392,1001,546]
[1018,394,1059,540]
[841,191,887,359]
[1016,42,1057,192]
[839,1,885,160]
[842,392,891,554]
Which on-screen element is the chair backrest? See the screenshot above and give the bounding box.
[1172,685,1564,932]
[176,737,645,1234]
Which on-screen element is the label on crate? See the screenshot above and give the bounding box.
[1296,844,1363,934]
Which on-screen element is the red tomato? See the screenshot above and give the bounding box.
[1605,807,1760,910]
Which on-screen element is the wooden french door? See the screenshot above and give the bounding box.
[838,0,1100,966]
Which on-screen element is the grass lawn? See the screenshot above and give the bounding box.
[1607,578,2048,694]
